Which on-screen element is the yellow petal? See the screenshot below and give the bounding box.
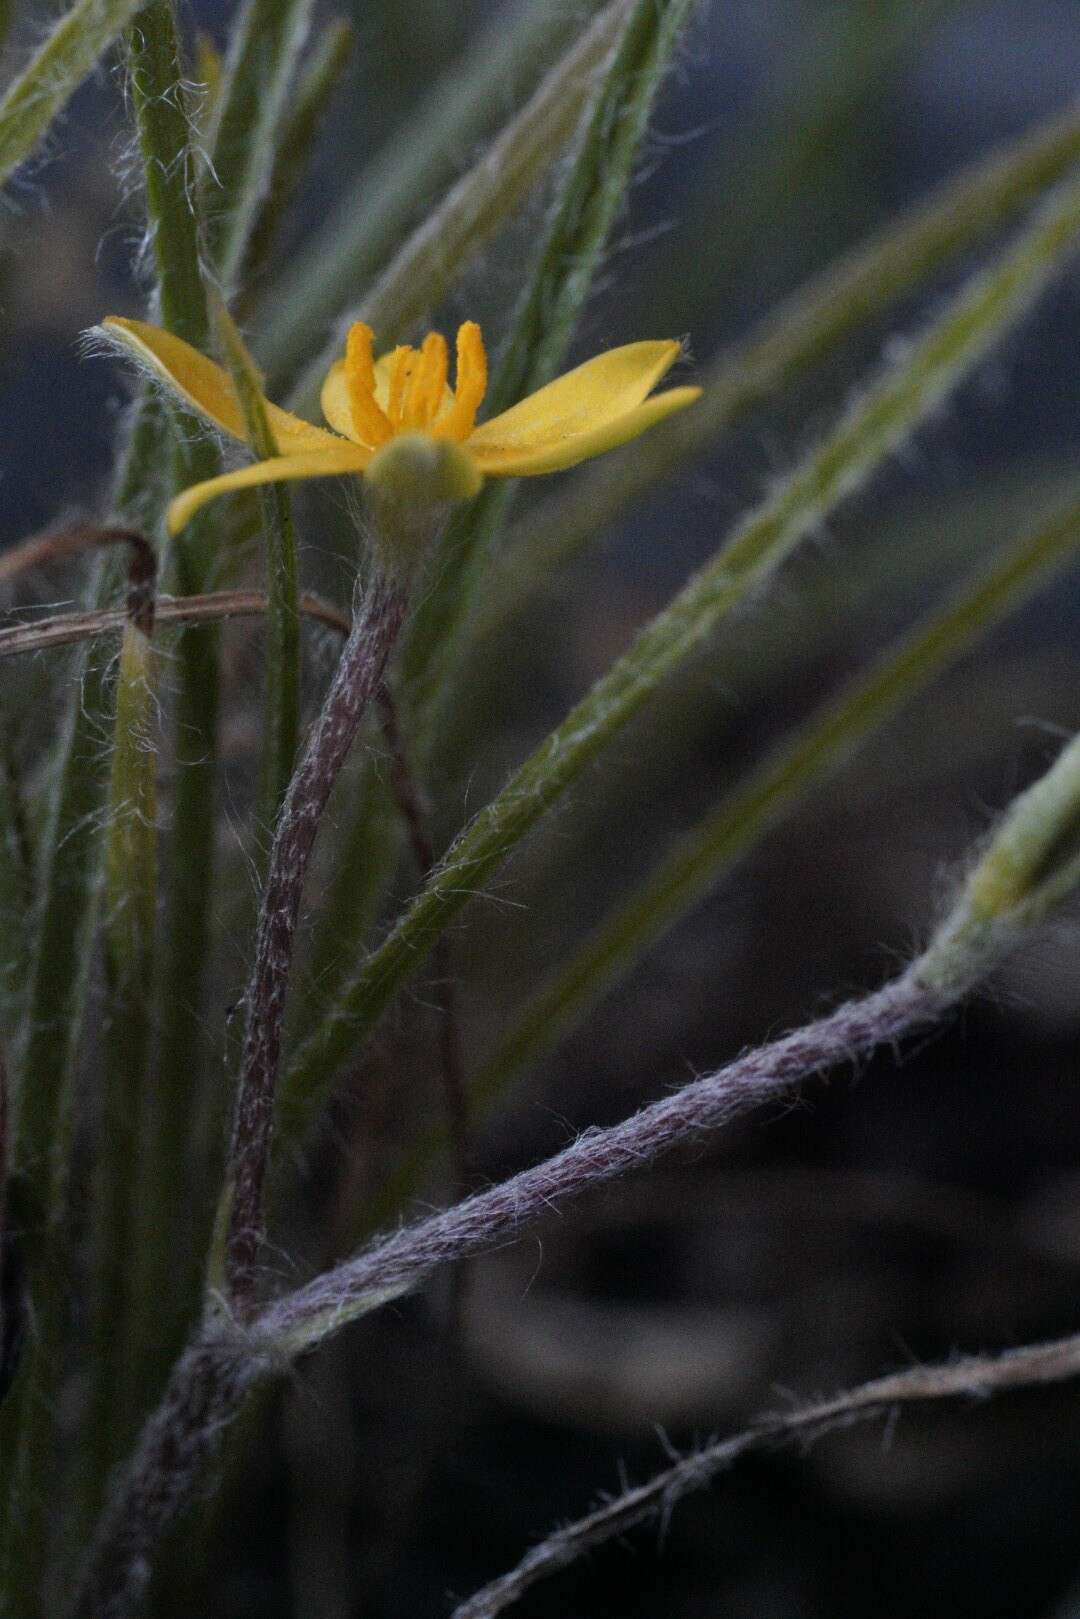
[467,340,683,454]
[104,317,343,454]
[167,444,371,534]
[467,385,702,478]
[320,359,361,439]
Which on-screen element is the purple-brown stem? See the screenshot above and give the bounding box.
[226,565,409,1309]
[71,1334,267,1619]
[261,970,946,1344]
[74,967,956,1614]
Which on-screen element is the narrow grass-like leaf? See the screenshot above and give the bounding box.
[126,1,227,1251]
[481,100,1080,641]
[473,488,1080,1105]
[204,0,316,292]
[278,174,1080,1149]
[268,0,625,403]
[235,19,353,320]
[213,297,300,824]
[0,0,144,188]
[400,0,699,748]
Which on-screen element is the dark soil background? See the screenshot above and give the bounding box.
[5,2,1080,1616]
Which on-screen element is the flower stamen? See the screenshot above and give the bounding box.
[436,321,488,442]
[345,323,392,447]
[402,331,449,429]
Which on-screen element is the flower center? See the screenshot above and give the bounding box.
[344,320,488,447]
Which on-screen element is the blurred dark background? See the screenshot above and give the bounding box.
[6,2,1080,1616]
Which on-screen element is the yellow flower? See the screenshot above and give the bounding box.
[101,316,701,534]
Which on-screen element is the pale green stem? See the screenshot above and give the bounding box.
[204,0,315,292]
[214,298,300,827]
[401,0,699,748]
[279,173,1080,1151]
[471,487,1080,1111]
[919,721,1080,999]
[272,0,626,406]
[0,0,146,187]
[478,100,1080,645]
[959,736,1080,933]
[90,626,159,1512]
[129,7,207,353]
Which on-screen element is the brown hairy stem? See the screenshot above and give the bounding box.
[225,565,410,1309]
[262,971,947,1346]
[70,1333,269,1619]
[450,1329,1080,1619]
[0,522,157,635]
[0,589,350,660]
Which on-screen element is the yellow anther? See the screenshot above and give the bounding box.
[386,346,415,430]
[435,321,488,442]
[402,332,448,429]
[345,322,391,447]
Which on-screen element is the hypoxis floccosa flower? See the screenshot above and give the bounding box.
[101,316,702,533]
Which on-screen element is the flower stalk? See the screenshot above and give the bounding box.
[220,449,466,1304]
